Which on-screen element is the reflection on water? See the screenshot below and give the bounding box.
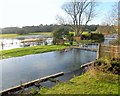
[0,49,96,91]
[0,39,22,50]
[0,38,53,50]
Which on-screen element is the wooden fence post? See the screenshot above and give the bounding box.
[96,43,101,60]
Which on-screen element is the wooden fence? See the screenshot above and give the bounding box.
[99,44,120,59]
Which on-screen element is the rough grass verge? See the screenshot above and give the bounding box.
[38,69,119,95]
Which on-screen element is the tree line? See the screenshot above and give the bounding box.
[1,24,60,34]
[1,24,99,35]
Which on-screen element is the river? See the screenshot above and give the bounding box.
[0,49,96,91]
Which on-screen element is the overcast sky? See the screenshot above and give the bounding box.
[0,0,118,28]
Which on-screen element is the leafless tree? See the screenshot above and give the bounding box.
[105,1,120,45]
[62,0,97,36]
[110,2,120,40]
[104,2,119,33]
[55,15,66,25]
[117,1,120,41]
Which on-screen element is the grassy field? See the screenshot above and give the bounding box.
[0,32,53,38]
[0,45,68,59]
[29,32,53,36]
[38,69,119,94]
[0,34,20,38]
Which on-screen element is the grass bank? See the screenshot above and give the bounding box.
[38,69,119,94]
[0,45,67,59]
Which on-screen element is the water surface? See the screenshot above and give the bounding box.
[0,49,96,91]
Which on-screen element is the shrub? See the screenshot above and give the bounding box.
[53,26,69,45]
[81,32,91,40]
[66,33,74,45]
[91,33,104,42]
[94,58,120,74]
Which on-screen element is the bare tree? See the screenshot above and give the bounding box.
[117,1,120,41]
[104,2,119,33]
[62,0,97,36]
[105,2,120,45]
[55,15,66,25]
[110,2,119,41]
[110,2,118,25]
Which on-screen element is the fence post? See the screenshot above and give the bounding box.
[116,46,119,59]
[96,43,101,60]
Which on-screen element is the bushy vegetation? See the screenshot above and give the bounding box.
[81,32,91,40]
[70,31,104,43]
[37,69,118,95]
[0,45,68,59]
[53,26,70,45]
[66,33,74,45]
[94,58,120,74]
[53,31,104,46]
[90,33,104,42]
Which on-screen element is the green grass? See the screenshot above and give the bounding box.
[0,45,68,59]
[38,70,119,94]
[0,32,53,38]
[29,32,53,36]
[0,34,20,38]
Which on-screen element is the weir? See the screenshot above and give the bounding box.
[80,61,96,68]
[0,72,64,96]
[75,47,97,52]
[71,43,99,52]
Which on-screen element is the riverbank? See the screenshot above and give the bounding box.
[38,69,119,94]
[0,45,68,59]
